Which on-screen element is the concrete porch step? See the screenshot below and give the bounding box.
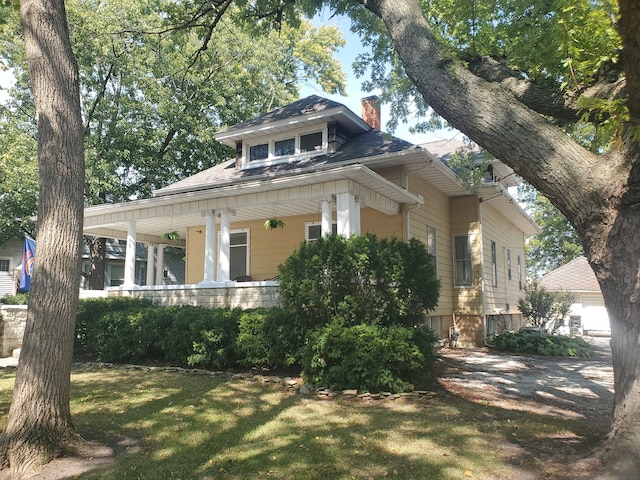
[12,348,20,358]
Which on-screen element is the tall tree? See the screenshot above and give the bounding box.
[0,0,85,475]
[1,0,346,283]
[311,0,637,476]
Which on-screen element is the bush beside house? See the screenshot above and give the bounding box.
[74,235,441,393]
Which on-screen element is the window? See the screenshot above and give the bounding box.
[491,241,498,287]
[507,249,512,281]
[230,230,249,280]
[274,138,295,156]
[454,235,473,286]
[249,143,268,161]
[0,259,10,272]
[109,264,124,286]
[426,316,441,337]
[427,226,437,276]
[300,131,323,152]
[306,222,337,241]
[517,255,523,291]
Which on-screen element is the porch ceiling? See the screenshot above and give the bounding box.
[83,165,423,243]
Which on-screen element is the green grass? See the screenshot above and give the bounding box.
[0,368,606,480]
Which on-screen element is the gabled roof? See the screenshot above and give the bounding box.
[538,257,601,292]
[422,138,519,188]
[214,95,371,147]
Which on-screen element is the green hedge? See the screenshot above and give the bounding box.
[0,293,29,305]
[74,298,297,370]
[489,331,594,357]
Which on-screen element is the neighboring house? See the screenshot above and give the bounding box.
[0,238,24,297]
[80,239,185,289]
[82,95,539,346]
[538,256,611,335]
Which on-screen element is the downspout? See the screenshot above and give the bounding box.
[478,199,488,345]
[403,170,420,240]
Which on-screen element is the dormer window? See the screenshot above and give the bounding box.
[300,132,323,152]
[249,143,269,161]
[243,126,328,169]
[275,138,295,156]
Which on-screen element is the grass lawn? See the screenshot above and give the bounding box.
[0,367,606,480]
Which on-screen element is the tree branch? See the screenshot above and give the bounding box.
[465,55,626,124]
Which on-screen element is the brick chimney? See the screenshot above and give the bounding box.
[361,95,381,130]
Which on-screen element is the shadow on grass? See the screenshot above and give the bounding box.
[15,366,603,480]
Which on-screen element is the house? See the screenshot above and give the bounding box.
[0,238,24,297]
[538,256,611,335]
[0,237,185,297]
[81,95,539,346]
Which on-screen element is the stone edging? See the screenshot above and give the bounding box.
[63,362,440,402]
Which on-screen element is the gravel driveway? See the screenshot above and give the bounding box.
[437,336,614,427]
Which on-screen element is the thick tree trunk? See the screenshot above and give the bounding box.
[365,0,640,477]
[0,0,86,475]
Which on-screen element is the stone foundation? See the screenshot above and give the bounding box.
[0,305,27,357]
[106,282,281,309]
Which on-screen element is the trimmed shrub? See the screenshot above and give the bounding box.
[278,234,441,391]
[187,308,242,369]
[75,297,152,358]
[0,293,29,305]
[490,331,594,357]
[302,323,438,393]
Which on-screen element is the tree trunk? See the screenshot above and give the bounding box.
[0,0,86,475]
[87,236,106,290]
[365,0,640,477]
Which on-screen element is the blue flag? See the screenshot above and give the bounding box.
[19,237,36,292]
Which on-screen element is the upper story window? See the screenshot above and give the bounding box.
[244,127,327,169]
[300,132,323,152]
[249,143,269,161]
[275,138,295,156]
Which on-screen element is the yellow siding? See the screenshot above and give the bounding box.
[186,210,405,284]
[407,175,454,316]
[480,202,527,316]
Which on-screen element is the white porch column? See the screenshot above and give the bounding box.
[155,244,165,285]
[354,196,361,236]
[218,209,231,282]
[123,220,137,288]
[321,198,332,237]
[146,244,155,286]
[200,210,217,285]
[336,192,357,238]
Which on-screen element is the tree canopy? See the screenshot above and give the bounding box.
[0,0,346,245]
